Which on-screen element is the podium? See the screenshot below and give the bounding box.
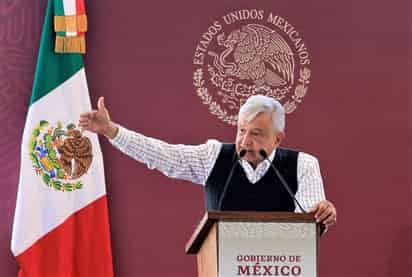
[185,211,320,277]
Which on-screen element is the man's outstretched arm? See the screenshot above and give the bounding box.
[79,97,221,185]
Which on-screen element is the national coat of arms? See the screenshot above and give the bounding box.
[193,10,312,125]
[29,120,93,191]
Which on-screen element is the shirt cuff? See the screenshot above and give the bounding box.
[109,125,131,150]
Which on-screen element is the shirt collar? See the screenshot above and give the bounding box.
[267,148,277,163]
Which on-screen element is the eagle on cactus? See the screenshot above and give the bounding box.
[29,120,93,191]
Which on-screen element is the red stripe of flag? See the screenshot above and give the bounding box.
[16,196,113,277]
[76,0,86,36]
[76,0,85,14]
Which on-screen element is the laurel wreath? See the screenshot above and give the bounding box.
[29,121,83,192]
[193,68,238,125]
[284,67,311,113]
[193,66,311,124]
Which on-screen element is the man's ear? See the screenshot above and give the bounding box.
[275,131,285,145]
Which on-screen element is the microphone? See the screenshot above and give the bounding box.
[217,149,247,210]
[259,149,307,213]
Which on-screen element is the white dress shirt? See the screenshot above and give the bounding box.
[110,125,326,212]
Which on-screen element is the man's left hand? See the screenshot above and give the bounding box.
[309,200,337,228]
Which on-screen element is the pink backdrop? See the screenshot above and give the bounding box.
[1,0,411,276]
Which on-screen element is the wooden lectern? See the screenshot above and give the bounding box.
[186,211,320,277]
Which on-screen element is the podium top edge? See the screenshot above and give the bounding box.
[206,211,316,221]
[185,211,316,254]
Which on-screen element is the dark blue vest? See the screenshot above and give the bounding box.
[204,144,299,211]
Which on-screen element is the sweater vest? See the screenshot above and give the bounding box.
[204,144,299,211]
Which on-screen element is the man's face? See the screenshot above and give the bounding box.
[235,112,284,167]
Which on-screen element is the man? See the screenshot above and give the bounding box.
[79,95,337,228]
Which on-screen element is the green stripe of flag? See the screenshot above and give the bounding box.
[31,0,83,105]
[54,0,64,16]
[54,0,66,37]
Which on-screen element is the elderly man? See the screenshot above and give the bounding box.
[79,95,337,228]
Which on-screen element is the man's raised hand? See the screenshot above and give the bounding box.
[78,97,118,139]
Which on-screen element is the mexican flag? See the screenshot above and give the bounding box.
[11,1,114,276]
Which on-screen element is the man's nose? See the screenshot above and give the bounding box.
[242,133,253,146]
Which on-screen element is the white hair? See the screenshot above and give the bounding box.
[238,95,285,132]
